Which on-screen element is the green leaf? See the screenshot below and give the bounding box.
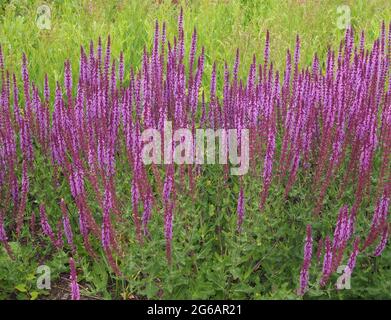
[26,273,36,281]
[15,284,27,293]
[30,291,39,300]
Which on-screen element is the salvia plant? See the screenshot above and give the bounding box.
[0,9,390,299]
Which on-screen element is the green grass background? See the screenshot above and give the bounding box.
[0,0,390,92]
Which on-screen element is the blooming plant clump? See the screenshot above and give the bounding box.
[0,10,390,298]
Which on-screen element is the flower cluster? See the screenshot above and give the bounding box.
[0,11,389,298]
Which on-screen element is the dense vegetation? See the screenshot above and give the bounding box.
[0,0,390,300]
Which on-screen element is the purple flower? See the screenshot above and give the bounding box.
[260,122,276,210]
[0,210,8,242]
[373,226,388,257]
[20,119,33,162]
[101,186,113,250]
[163,165,174,204]
[264,30,270,66]
[69,165,85,199]
[177,7,184,62]
[12,73,22,126]
[39,204,56,245]
[320,236,333,287]
[363,195,389,250]
[298,225,312,296]
[119,51,124,86]
[21,53,31,119]
[64,60,73,107]
[344,237,360,275]
[131,178,140,209]
[188,28,197,79]
[60,199,75,252]
[69,258,80,300]
[332,205,350,252]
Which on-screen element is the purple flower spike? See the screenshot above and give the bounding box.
[0,210,8,242]
[298,225,312,296]
[344,237,360,276]
[69,258,80,300]
[320,236,333,287]
[39,204,56,245]
[60,199,76,253]
[373,226,389,257]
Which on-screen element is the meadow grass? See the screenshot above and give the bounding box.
[0,0,389,93]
